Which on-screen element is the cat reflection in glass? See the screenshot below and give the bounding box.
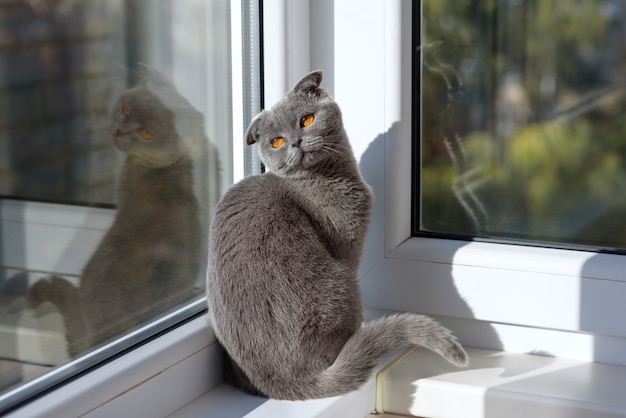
[207,71,468,400]
[29,65,213,357]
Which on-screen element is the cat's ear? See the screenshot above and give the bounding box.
[245,111,266,145]
[292,70,326,98]
[138,63,174,89]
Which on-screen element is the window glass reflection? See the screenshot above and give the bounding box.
[0,0,230,405]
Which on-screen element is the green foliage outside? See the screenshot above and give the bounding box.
[420,0,626,250]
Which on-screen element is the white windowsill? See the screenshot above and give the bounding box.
[5,312,391,418]
[170,377,380,418]
[8,311,626,418]
[5,314,221,418]
[377,347,626,418]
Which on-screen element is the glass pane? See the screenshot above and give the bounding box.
[419,0,626,251]
[0,0,234,410]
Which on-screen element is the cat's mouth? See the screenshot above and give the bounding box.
[278,139,325,172]
[112,134,130,152]
[284,146,303,168]
[300,140,325,166]
[301,148,325,169]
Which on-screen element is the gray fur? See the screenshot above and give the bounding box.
[207,71,468,400]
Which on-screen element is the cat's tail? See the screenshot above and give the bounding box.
[28,275,89,357]
[276,313,468,400]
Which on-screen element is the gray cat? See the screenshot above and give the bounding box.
[29,66,210,356]
[206,71,468,400]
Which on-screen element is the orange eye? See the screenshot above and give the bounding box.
[139,129,154,140]
[120,103,130,116]
[300,114,314,127]
[271,137,285,148]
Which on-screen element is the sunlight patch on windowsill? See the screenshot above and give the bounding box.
[376,347,626,418]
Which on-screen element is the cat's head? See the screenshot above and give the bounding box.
[245,71,350,175]
[111,85,184,168]
[111,65,202,168]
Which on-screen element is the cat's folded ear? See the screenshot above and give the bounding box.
[245,111,266,145]
[138,63,172,86]
[292,70,327,98]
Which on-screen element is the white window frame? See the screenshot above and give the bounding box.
[262,0,626,368]
[334,0,626,367]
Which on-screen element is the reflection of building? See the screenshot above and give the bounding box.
[0,1,125,204]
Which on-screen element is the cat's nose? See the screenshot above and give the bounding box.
[112,127,123,137]
[292,138,303,147]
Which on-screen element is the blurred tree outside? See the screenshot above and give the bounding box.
[420,0,626,251]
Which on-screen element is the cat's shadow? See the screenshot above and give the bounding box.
[357,122,503,352]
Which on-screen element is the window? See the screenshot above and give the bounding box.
[0,0,253,412]
[417,1,626,253]
[342,0,626,368]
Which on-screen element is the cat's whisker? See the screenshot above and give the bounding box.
[319,147,340,164]
[319,144,349,163]
[84,121,117,135]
